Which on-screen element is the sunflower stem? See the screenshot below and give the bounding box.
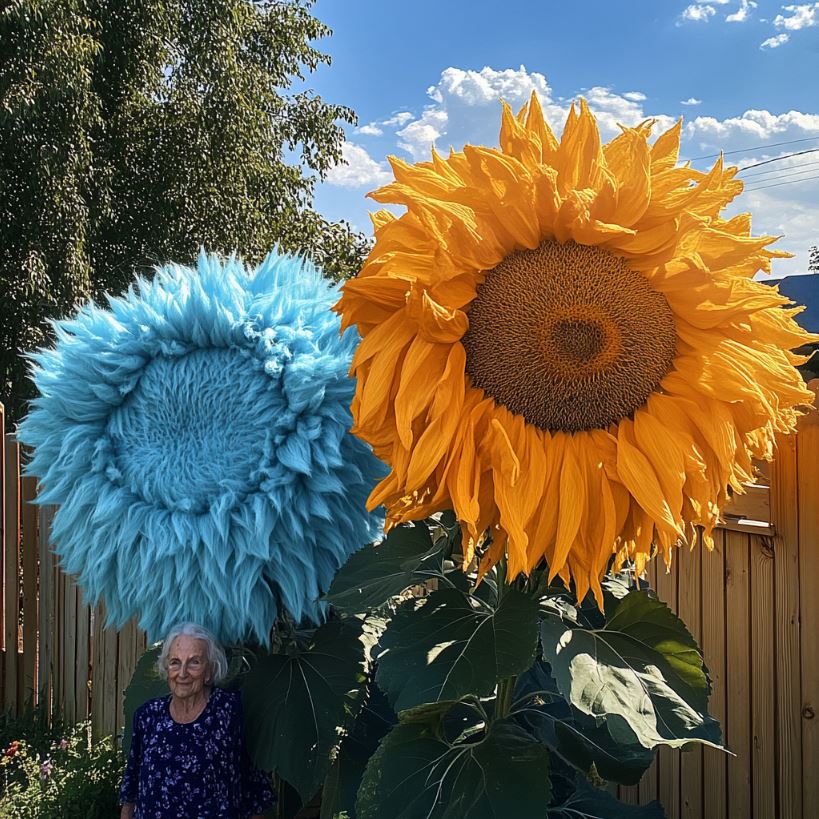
[496,675,517,720]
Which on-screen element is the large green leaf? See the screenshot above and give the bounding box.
[548,773,665,818]
[514,660,655,786]
[376,587,539,712]
[242,617,377,802]
[541,590,722,750]
[356,715,551,819]
[320,685,395,819]
[325,522,443,614]
[122,646,168,756]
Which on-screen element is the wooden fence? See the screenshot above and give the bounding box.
[0,402,147,738]
[1,392,818,818]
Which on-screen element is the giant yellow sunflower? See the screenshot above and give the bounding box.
[335,94,817,605]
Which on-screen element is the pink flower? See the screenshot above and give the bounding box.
[58,739,69,751]
[39,760,53,778]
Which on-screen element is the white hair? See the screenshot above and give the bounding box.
[158,623,228,685]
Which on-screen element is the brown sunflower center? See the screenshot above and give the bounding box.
[462,240,676,432]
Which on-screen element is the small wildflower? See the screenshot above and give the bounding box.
[4,741,20,758]
[39,759,54,779]
[59,738,69,751]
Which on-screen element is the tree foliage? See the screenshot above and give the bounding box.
[0,0,367,422]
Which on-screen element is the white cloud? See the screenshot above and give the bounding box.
[356,123,383,136]
[383,112,414,127]
[396,66,554,159]
[761,32,791,46]
[324,142,392,188]
[774,2,819,29]
[681,4,716,22]
[726,0,757,22]
[685,109,819,146]
[340,65,818,275]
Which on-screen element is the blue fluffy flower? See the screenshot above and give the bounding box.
[19,251,386,644]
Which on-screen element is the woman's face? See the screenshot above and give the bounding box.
[166,635,211,701]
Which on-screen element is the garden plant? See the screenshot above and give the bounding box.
[20,96,818,817]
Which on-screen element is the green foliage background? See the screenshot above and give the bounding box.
[0,0,370,423]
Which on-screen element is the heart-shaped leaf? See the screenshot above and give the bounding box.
[376,587,539,712]
[541,590,722,750]
[514,660,655,785]
[326,522,443,613]
[242,617,377,802]
[357,715,551,819]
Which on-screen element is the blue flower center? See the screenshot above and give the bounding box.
[106,348,278,513]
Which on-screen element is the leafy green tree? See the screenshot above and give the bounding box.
[1,0,366,423]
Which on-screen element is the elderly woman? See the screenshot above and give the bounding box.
[119,623,274,819]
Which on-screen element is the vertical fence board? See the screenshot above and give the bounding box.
[37,506,56,720]
[638,558,660,807]
[103,621,119,735]
[63,581,78,724]
[770,431,803,819]
[750,533,776,819]
[75,590,90,721]
[725,530,752,819]
[702,529,727,819]
[3,434,21,716]
[797,392,819,818]
[655,556,680,819]
[91,601,105,737]
[679,542,703,819]
[20,475,38,699]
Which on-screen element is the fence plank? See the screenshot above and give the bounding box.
[20,475,38,700]
[750,533,776,819]
[638,558,660,808]
[655,555,680,819]
[37,506,56,720]
[63,580,78,724]
[679,541,703,819]
[701,529,727,819]
[75,591,90,721]
[770,431,803,819]
[91,601,105,737]
[725,530,752,819]
[797,390,819,818]
[3,434,21,716]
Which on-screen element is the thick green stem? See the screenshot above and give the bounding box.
[496,675,517,720]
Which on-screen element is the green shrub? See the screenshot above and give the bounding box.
[0,721,122,818]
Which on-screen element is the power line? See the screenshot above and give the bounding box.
[744,172,819,193]
[737,147,819,172]
[741,159,819,179]
[742,165,819,186]
[683,136,819,162]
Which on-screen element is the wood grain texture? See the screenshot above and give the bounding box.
[655,555,681,819]
[725,530,752,819]
[770,431,803,819]
[750,532,776,819]
[3,434,20,715]
[678,542,703,819]
[797,388,819,818]
[701,528,727,819]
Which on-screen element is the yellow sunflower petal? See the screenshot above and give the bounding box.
[335,94,814,602]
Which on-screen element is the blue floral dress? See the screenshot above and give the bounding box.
[120,687,274,818]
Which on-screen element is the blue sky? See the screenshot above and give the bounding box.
[306,0,819,276]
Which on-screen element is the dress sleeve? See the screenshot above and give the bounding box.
[235,693,275,817]
[119,708,143,805]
